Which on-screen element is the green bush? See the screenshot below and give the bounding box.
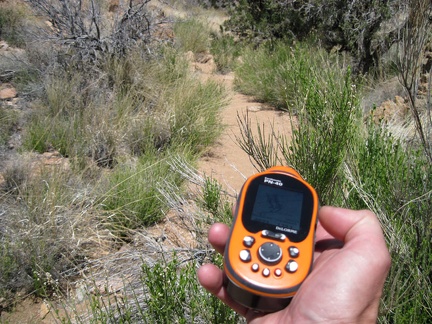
[142,255,239,323]
[236,41,360,204]
[235,39,431,323]
[0,2,27,47]
[174,19,212,54]
[345,122,432,323]
[210,33,242,73]
[101,154,183,229]
[225,0,394,73]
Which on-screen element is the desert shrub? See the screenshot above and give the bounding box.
[101,154,183,229]
[210,33,242,73]
[234,40,351,109]
[0,1,28,47]
[234,38,431,323]
[225,0,396,73]
[233,41,293,108]
[22,46,225,166]
[0,161,90,302]
[27,0,159,69]
[142,254,239,323]
[345,122,432,323]
[174,18,211,54]
[0,106,18,146]
[236,42,360,204]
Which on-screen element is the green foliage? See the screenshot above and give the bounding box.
[0,2,27,47]
[200,176,233,224]
[142,256,190,322]
[210,33,242,73]
[234,41,349,110]
[174,18,211,54]
[22,47,226,164]
[285,69,360,204]
[102,155,182,229]
[236,41,361,204]
[234,42,292,108]
[202,176,222,216]
[345,122,432,323]
[225,0,394,73]
[0,106,18,146]
[235,38,431,323]
[168,79,226,153]
[142,255,239,323]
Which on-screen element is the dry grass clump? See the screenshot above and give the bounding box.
[0,1,230,318]
[0,155,104,305]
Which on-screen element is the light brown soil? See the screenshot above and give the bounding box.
[194,66,292,196]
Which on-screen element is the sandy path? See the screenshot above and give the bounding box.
[194,65,292,197]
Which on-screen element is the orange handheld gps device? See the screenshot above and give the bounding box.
[223,166,319,312]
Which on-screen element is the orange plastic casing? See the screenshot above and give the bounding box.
[223,166,319,312]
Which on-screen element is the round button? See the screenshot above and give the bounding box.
[258,242,282,265]
[239,250,251,262]
[274,268,282,277]
[251,263,259,272]
[262,268,271,277]
[243,236,255,247]
[289,246,300,258]
[286,260,298,273]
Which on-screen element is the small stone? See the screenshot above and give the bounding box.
[75,284,87,302]
[40,302,50,319]
[0,41,9,50]
[0,86,17,100]
[247,105,262,112]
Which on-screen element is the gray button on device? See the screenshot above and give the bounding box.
[289,246,300,258]
[243,236,255,247]
[258,242,282,264]
[286,260,298,273]
[262,230,286,241]
[239,249,251,262]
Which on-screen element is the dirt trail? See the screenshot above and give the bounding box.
[193,61,292,197]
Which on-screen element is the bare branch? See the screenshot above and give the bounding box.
[396,0,432,163]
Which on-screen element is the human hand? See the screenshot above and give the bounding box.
[197,206,391,323]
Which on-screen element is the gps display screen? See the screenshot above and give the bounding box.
[250,184,303,231]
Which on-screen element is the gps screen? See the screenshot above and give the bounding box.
[250,184,303,231]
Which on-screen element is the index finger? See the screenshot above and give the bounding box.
[208,222,230,255]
